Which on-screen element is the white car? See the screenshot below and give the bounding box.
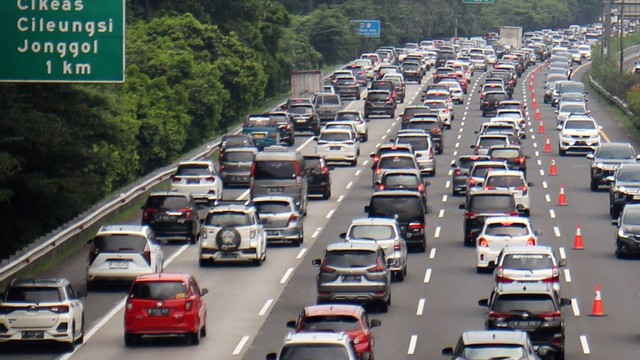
[555,101,589,126]
[438,78,465,104]
[171,161,223,203]
[86,225,164,287]
[482,170,532,216]
[494,245,565,292]
[0,278,85,349]
[342,217,408,281]
[334,110,368,141]
[557,114,601,155]
[423,99,452,127]
[476,216,539,272]
[577,44,592,60]
[315,128,359,166]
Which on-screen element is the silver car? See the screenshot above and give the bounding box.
[341,218,408,281]
[253,196,304,246]
[494,245,566,292]
[395,130,436,176]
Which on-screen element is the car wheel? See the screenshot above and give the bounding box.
[199,258,211,267]
[189,233,198,245]
[395,270,405,282]
[322,188,331,200]
[559,148,566,156]
[200,322,207,337]
[437,147,443,155]
[482,111,487,117]
[351,159,357,167]
[417,239,427,253]
[610,205,621,219]
[77,316,85,344]
[65,327,75,352]
[124,332,138,347]
[378,300,389,313]
[590,180,598,191]
[215,226,241,251]
[363,133,368,142]
[189,327,201,345]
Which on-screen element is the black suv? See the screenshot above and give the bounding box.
[482,91,509,117]
[303,155,332,199]
[479,283,571,360]
[608,163,640,218]
[219,134,256,160]
[364,90,396,118]
[365,190,427,252]
[612,203,640,258]
[459,190,520,246]
[369,80,400,103]
[141,191,200,243]
[588,142,638,191]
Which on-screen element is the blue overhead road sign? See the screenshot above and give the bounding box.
[351,20,381,37]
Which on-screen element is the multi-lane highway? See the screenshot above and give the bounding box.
[4,58,640,360]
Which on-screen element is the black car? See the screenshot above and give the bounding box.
[303,155,332,199]
[267,111,296,146]
[482,92,509,117]
[141,191,200,243]
[401,61,423,83]
[479,283,571,360]
[365,190,427,252]
[364,90,396,118]
[459,190,520,246]
[287,103,320,135]
[612,203,640,258]
[219,133,256,161]
[588,142,638,191]
[609,163,640,218]
[369,80,400,103]
[450,155,491,196]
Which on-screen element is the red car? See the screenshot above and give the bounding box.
[124,273,208,346]
[286,304,381,356]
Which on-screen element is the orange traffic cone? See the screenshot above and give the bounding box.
[549,158,557,176]
[532,98,538,109]
[529,83,534,91]
[544,138,551,153]
[538,121,545,134]
[558,184,567,206]
[590,284,606,317]
[573,224,584,249]
[535,108,541,120]
[531,90,536,99]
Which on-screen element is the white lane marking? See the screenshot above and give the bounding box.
[564,269,572,283]
[442,195,448,203]
[554,226,561,238]
[461,121,465,126]
[580,335,591,354]
[531,134,536,140]
[429,248,436,259]
[311,227,322,238]
[237,189,250,200]
[529,128,534,133]
[386,128,391,133]
[407,335,418,355]
[453,150,458,156]
[549,209,556,218]
[533,142,538,148]
[296,136,316,152]
[258,299,274,316]
[545,194,551,203]
[448,169,453,176]
[362,159,369,166]
[326,209,335,219]
[233,336,251,355]
[355,169,361,176]
[445,181,451,189]
[337,195,344,202]
[459,128,463,133]
[280,267,294,284]
[455,142,460,148]
[423,268,432,283]
[539,169,545,176]
[381,135,386,140]
[559,247,566,259]
[434,226,441,238]
[375,142,381,147]
[537,159,542,166]
[535,151,540,157]
[296,248,307,259]
[542,181,548,189]
[416,298,426,315]
[346,181,353,189]
[438,209,445,218]
[457,134,462,140]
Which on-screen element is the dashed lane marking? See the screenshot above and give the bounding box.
[559,247,566,259]
[429,248,436,259]
[280,267,294,284]
[448,169,453,176]
[543,181,548,189]
[455,142,460,148]
[362,159,369,166]
[423,268,432,283]
[554,226,561,238]
[442,195,448,203]
[407,335,418,355]
[549,209,556,218]
[571,298,580,316]
[434,226,441,238]
[535,150,540,157]
[416,298,426,316]
[539,169,545,176]
[438,209,445,218]
[326,209,335,219]
[545,194,551,203]
[533,142,538,148]
[580,335,591,354]
[296,248,307,259]
[564,269,572,283]
[258,299,273,316]
[311,227,322,238]
[445,181,451,189]
[453,150,458,156]
[355,169,361,176]
[537,159,542,166]
[346,182,353,189]
[232,336,250,355]
[457,134,462,140]
[337,195,344,202]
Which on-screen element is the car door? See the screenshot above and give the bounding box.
[65,285,83,335]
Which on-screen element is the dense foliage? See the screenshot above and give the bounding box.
[0,0,603,259]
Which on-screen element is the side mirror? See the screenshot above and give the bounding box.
[201,288,209,296]
[450,162,457,168]
[458,204,465,210]
[76,290,87,299]
[311,259,322,267]
[598,126,603,130]
[558,259,567,267]
[370,319,382,328]
[386,258,398,267]
[339,232,347,239]
[364,205,370,213]
[478,299,489,307]
[527,182,534,187]
[313,137,318,142]
[556,125,562,130]
[534,230,542,236]
[266,354,277,360]
[370,152,376,158]
[586,153,594,159]
[286,320,296,329]
[470,144,475,148]
[525,155,531,159]
[424,181,431,186]
[474,130,479,134]
[560,298,572,307]
[516,204,525,211]
[86,239,93,245]
[442,347,454,356]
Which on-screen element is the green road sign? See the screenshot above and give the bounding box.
[0,0,125,83]
[462,0,494,3]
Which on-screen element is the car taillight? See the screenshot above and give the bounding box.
[432,127,441,134]
[489,311,512,322]
[367,258,385,273]
[443,109,449,113]
[378,184,385,191]
[287,213,299,226]
[517,156,525,165]
[508,211,519,216]
[353,333,369,345]
[320,260,336,273]
[185,300,193,311]
[179,208,193,220]
[429,147,435,158]
[483,186,497,190]
[375,168,382,175]
[464,211,476,219]
[372,156,380,164]
[468,178,476,187]
[205,176,215,182]
[321,165,329,175]
[386,100,394,105]
[49,305,69,313]
[88,243,99,264]
[453,168,461,176]
[365,100,372,105]
[515,186,527,195]
[393,241,402,251]
[172,176,181,183]
[478,238,489,247]
[484,101,490,106]
[142,208,158,221]
[542,311,562,321]
[271,133,278,139]
[418,184,424,192]
[526,237,536,246]
[408,222,424,231]
[126,302,133,311]
[250,162,256,189]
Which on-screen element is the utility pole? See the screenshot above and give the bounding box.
[620,0,625,74]
[604,0,612,60]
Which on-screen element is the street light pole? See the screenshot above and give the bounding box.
[620,0,625,74]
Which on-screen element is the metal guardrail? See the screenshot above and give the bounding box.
[0,68,343,284]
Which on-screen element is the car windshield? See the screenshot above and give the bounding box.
[494,294,556,313]
[561,83,584,93]
[468,195,514,212]
[369,195,423,221]
[565,120,596,130]
[320,132,352,142]
[175,165,211,176]
[396,136,428,151]
[616,168,640,182]
[253,161,296,180]
[222,152,255,163]
[596,146,635,159]
[92,235,147,253]
[623,209,640,224]
[349,225,395,240]
[489,148,520,159]
[129,281,188,301]
[145,196,190,210]
[379,157,416,169]
[383,173,420,189]
[206,211,251,226]
[486,222,528,236]
[325,250,377,268]
[255,201,291,214]
[279,344,350,360]
[496,112,522,119]
[301,315,362,332]
[485,176,525,188]
[503,254,554,270]
[289,106,313,115]
[222,136,253,148]
[5,287,60,303]
[462,345,526,359]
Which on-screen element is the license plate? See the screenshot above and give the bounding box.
[266,230,281,236]
[330,146,341,151]
[267,187,284,194]
[187,179,199,184]
[512,320,539,328]
[253,133,267,139]
[22,331,44,339]
[295,119,307,123]
[220,252,238,259]
[109,261,129,269]
[342,275,361,282]
[148,308,170,317]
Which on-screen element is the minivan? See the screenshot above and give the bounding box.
[250,146,308,215]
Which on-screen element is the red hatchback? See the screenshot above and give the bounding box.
[286,304,381,356]
[124,273,208,346]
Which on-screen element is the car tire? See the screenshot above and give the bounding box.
[65,328,76,352]
[77,317,85,344]
[189,233,198,245]
[322,188,331,200]
[200,322,207,338]
[378,300,389,313]
[559,148,566,156]
[417,239,427,253]
[215,226,241,251]
[189,328,201,345]
[199,258,211,267]
[395,270,405,282]
[590,180,598,191]
[124,332,138,347]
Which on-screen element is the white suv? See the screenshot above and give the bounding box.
[86,225,164,288]
[475,216,539,272]
[0,279,85,350]
[199,201,267,266]
[171,161,223,203]
[557,114,601,155]
[315,128,360,166]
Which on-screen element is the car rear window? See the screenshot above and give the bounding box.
[478,137,508,148]
[596,146,634,159]
[493,294,556,313]
[489,148,520,159]
[222,151,255,163]
[206,211,251,226]
[319,132,352,142]
[370,82,394,91]
[255,201,291,214]
[288,106,313,115]
[303,158,321,170]
[325,250,377,268]
[423,101,445,110]
[503,254,554,269]
[279,344,349,360]
[485,176,525,188]
[468,194,515,212]
[316,95,340,105]
[92,235,148,253]
[222,136,253,148]
[301,315,361,332]
[5,287,60,303]
[349,225,395,240]
[472,166,505,179]
[175,164,210,176]
[404,107,431,117]
[379,156,416,169]
[408,120,438,131]
[383,173,420,188]
[253,161,297,180]
[462,345,526,359]
[486,222,528,236]
[396,136,428,151]
[369,195,423,220]
[485,93,508,101]
[145,196,190,209]
[367,92,389,101]
[129,281,189,301]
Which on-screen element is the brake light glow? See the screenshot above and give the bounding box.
[179,208,193,220]
[478,238,489,247]
[453,168,461,176]
[367,258,385,273]
[205,176,215,182]
[542,311,562,321]
[287,213,299,226]
[320,260,336,273]
[377,184,385,191]
[408,222,424,231]
[142,208,158,221]
[249,162,255,189]
[49,305,69,313]
[394,241,401,250]
[526,237,536,246]
[418,184,424,192]
[171,176,181,183]
[515,186,528,195]
[352,333,369,345]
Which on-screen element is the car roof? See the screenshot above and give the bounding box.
[370,189,422,197]
[380,169,421,176]
[349,217,399,226]
[302,304,364,318]
[485,169,525,177]
[326,241,380,252]
[461,330,529,345]
[501,245,554,254]
[10,278,70,288]
[133,273,192,282]
[98,224,150,235]
[495,282,556,294]
[484,216,530,225]
[177,160,213,167]
[148,191,190,198]
[252,196,296,204]
[222,147,259,154]
[283,332,351,345]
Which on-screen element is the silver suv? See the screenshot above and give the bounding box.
[253,196,304,246]
[199,201,267,266]
[395,130,436,176]
[312,242,392,312]
[267,332,363,360]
